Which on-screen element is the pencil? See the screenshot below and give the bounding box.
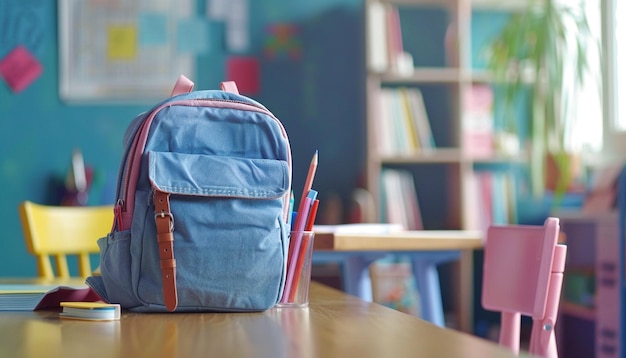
[298,150,318,213]
[286,151,318,273]
[305,199,319,231]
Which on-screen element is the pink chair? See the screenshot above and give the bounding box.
[481,217,567,357]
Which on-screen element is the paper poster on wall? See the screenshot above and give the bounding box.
[206,0,249,53]
[226,56,259,94]
[177,18,210,54]
[225,0,249,53]
[0,46,43,93]
[59,0,195,103]
[207,0,229,20]
[107,25,138,60]
[139,13,169,46]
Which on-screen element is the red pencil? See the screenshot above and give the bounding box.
[305,199,320,231]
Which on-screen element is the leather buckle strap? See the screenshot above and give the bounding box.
[154,190,178,311]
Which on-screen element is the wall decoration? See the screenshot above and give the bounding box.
[206,0,249,53]
[264,23,301,60]
[176,17,210,54]
[58,0,195,102]
[0,45,43,93]
[225,56,259,94]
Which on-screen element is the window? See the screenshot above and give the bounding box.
[573,0,626,163]
[612,0,625,131]
[594,0,626,162]
[566,0,602,154]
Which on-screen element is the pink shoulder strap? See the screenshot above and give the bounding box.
[220,81,239,94]
[170,75,194,96]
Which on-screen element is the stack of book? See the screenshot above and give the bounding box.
[380,168,423,230]
[374,87,435,155]
[367,1,403,73]
[0,284,99,311]
[462,84,495,159]
[468,170,518,233]
[60,301,121,321]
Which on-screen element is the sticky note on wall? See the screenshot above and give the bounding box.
[226,56,259,94]
[139,12,169,46]
[0,46,43,93]
[177,18,209,54]
[107,25,138,60]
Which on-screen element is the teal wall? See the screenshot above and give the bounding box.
[0,0,507,277]
[1,1,146,276]
[0,0,365,277]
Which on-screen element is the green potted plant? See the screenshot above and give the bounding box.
[485,0,593,200]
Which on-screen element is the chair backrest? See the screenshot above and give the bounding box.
[18,201,113,279]
[481,217,567,358]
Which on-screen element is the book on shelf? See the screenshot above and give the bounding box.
[380,169,403,225]
[469,171,489,233]
[384,4,404,72]
[367,1,389,72]
[381,169,423,230]
[371,85,391,155]
[387,88,412,153]
[0,283,101,311]
[366,1,410,74]
[374,87,434,155]
[405,87,435,150]
[470,170,518,232]
[462,84,494,159]
[376,88,407,155]
[399,88,420,150]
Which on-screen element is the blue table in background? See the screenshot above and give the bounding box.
[312,228,483,333]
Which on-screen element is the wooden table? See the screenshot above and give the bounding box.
[0,282,524,358]
[313,229,484,333]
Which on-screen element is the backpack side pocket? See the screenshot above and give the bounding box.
[97,230,140,307]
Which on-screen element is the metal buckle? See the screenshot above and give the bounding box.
[155,211,175,231]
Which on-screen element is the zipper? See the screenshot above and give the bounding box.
[114,97,292,231]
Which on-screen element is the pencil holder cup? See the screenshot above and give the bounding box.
[276,231,315,308]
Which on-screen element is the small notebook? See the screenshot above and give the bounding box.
[60,301,121,321]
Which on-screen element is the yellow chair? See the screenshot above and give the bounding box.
[18,201,114,279]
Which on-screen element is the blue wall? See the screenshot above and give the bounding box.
[0,0,364,276]
[0,0,508,277]
[1,1,146,276]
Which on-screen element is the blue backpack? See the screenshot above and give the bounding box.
[87,76,292,312]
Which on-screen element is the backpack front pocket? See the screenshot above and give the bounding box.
[137,151,290,311]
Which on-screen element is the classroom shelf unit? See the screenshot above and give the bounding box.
[364,0,522,231]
